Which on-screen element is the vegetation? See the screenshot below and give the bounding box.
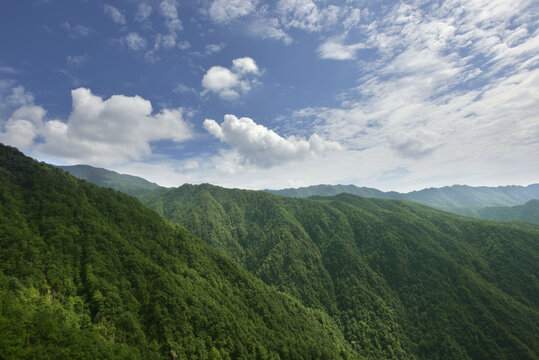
[62,166,539,225]
[0,144,354,360]
[4,145,538,359]
[469,199,539,224]
[58,164,162,198]
[144,184,539,359]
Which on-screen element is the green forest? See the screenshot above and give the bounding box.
[0,145,353,359]
[1,144,539,359]
[143,184,539,359]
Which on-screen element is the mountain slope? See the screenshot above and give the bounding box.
[144,184,539,360]
[58,164,163,198]
[472,199,539,224]
[265,183,539,213]
[0,145,354,360]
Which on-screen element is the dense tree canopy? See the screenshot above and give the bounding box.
[144,184,539,359]
[0,144,354,359]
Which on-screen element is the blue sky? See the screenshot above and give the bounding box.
[0,0,538,191]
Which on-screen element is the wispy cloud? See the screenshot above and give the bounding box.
[66,55,89,67]
[104,4,126,25]
[317,37,367,60]
[284,0,539,188]
[62,22,91,38]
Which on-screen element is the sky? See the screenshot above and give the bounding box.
[0,0,538,191]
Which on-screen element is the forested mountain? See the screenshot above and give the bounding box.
[58,166,539,223]
[470,199,539,224]
[144,184,539,359]
[58,164,163,198]
[0,144,354,359]
[265,183,539,214]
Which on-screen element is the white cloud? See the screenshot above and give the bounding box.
[202,67,239,99]
[0,105,45,150]
[277,0,342,32]
[201,57,261,100]
[343,8,361,30]
[281,0,539,190]
[160,0,182,34]
[149,0,182,50]
[317,37,366,60]
[232,57,259,74]
[247,17,292,45]
[126,32,147,51]
[205,43,225,55]
[6,86,34,107]
[209,0,258,24]
[0,88,193,166]
[178,41,190,50]
[136,3,152,23]
[104,4,126,25]
[203,114,342,168]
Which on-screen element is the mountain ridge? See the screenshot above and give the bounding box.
[142,182,539,359]
[264,183,539,209]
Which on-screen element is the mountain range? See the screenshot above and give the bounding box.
[60,164,539,224]
[0,157,528,358]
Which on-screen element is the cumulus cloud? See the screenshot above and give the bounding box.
[104,4,126,25]
[202,57,261,100]
[0,88,193,165]
[232,57,260,74]
[209,0,258,24]
[203,114,342,167]
[126,32,147,51]
[317,37,366,60]
[0,105,45,150]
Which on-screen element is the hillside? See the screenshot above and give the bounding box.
[58,164,163,198]
[472,200,539,224]
[144,184,539,359]
[0,145,354,360]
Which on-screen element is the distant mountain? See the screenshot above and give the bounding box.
[58,164,163,198]
[473,199,539,224]
[143,183,539,359]
[265,183,539,214]
[60,164,539,224]
[0,145,354,359]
